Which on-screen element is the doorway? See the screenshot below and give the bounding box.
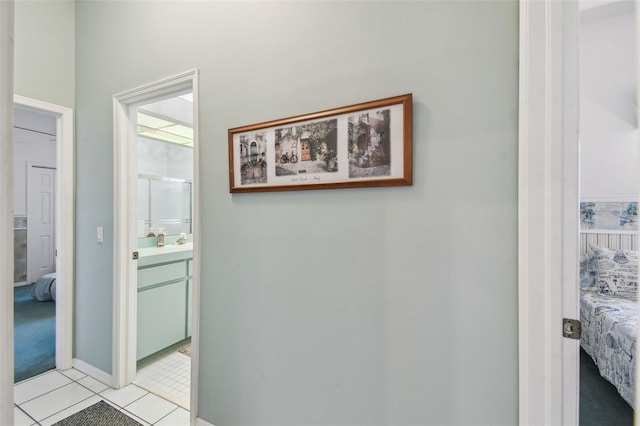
[112,70,200,420]
[133,92,195,408]
[12,96,74,383]
[13,108,56,383]
[577,1,638,424]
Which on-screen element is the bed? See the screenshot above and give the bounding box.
[580,244,638,408]
[30,272,57,302]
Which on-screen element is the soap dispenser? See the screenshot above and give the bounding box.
[157,228,165,247]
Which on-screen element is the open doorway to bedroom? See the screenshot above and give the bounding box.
[12,106,57,383]
[577,1,638,424]
[11,96,74,384]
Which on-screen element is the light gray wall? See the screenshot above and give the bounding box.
[14,0,75,108]
[75,1,519,424]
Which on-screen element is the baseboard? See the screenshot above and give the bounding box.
[72,358,113,387]
[196,418,215,426]
[13,281,29,287]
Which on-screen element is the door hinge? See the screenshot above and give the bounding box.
[132,251,139,260]
[563,318,582,340]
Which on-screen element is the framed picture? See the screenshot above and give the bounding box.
[228,93,412,193]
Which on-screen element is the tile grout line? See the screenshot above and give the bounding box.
[15,404,39,426]
[15,370,88,426]
[15,376,75,406]
[36,371,115,426]
[150,405,180,425]
[15,370,137,425]
[106,386,150,410]
[37,394,96,426]
[17,367,189,425]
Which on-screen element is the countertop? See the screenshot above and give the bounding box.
[137,242,193,267]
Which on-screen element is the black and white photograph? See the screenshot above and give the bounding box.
[239,132,267,185]
[348,110,391,178]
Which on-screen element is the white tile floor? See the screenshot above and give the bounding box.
[134,347,191,409]
[14,369,190,426]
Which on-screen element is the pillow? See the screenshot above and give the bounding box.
[590,244,639,300]
[579,252,597,290]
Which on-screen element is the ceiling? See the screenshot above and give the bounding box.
[137,94,193,147]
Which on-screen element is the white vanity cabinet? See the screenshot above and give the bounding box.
[137,246,192,361]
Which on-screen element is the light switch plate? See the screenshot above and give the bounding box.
[97,226,104,243]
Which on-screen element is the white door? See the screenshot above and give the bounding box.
[27,164,56,283]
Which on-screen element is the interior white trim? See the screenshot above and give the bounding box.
[189,73,201,426]
[636,2,640,412]
[112,88,135,390]
[14,95,75,373]
[72,358,113,387]
[0,2,14,425]
[112,69,201,423]
[518,1,580,425]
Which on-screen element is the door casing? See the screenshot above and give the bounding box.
[0,3,14,423]
[518,1,580,425]
[112,69,201,424]
[15,96,75,374]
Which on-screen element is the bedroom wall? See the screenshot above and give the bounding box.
[12,109,57,216]
[74,1,519,424]
[12,109,57,284]
[579,2,638,199]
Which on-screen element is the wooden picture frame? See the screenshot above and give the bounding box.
[228,93,412,193]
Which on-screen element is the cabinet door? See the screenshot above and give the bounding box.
[137,281,187,360]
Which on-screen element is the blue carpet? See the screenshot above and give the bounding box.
[580,348,633,425]
[14,284,55,383]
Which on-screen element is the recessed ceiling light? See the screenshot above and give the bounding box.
[162,124,193,139]
[137,111,193,147]
[137,112,173,129]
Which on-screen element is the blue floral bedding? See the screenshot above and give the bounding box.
[580,290,637,408]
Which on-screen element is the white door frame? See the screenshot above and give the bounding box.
[0,1,15,424]
[518,1,580,425]
[14,95,75,373]
[112,69,201,423]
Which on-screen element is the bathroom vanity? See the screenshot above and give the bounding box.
[136,243,193,360]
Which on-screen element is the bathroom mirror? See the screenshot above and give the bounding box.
[137,175,192,237]
[136,93,194,238]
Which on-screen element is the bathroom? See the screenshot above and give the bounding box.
[133,92,194,408]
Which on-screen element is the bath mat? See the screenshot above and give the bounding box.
[178,343,191,356]
[52,400,142,426]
